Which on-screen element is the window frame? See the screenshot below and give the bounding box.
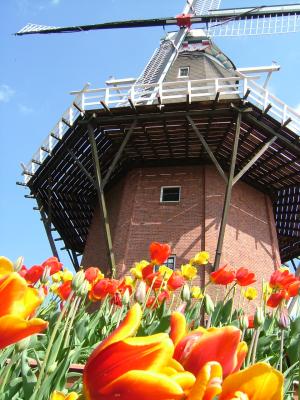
[160,186,181,203]
[178,66,190,78]
[165,255,176,270]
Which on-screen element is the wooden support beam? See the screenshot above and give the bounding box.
[66,148,95,186]
[62,117,72,128]
[282,117,292,128]
[187,115,228,183]
[214,110,243,271]
[73,101,84,114]
[245,114,300,157]
[87,123,116,277]
[31,159,42,165]
[41,146,51,154]
[263,104,272,115]
[128,98,137,112]
[232,136,277,185]
[102,119,137,189]
[50,132,61,141]
[243,89,251,100]
[100,100,113,115]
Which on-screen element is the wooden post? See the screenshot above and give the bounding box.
[213,111,242,271]
[87,123,116,277]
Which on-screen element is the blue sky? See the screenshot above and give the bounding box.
[1,0,300,270]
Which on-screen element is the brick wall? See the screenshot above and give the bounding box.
[82,165,280,287]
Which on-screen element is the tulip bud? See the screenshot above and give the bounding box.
[239,314,249,330]
[46,362,58,375]
[181,284,191,302]
[71,270,85,292]
[254,306,265,328]
[122,288,130,305]
[204,293,215,315]
[278,307,290,330]
[135,281,147,304]
[14,256,24,272]
[15,337,31,352]
[77,280,90,298]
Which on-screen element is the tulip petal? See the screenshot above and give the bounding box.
[170,312,187,346]
[219,362,283,400]
[232,342,248,373]
[0,315,48,349]
[178,326,242,378]
[187,362,222,400]
[0,272,42,318]
[0,256,13,276]
[84,333,175,390]
[172,371,196,391]
[100,370,185,400]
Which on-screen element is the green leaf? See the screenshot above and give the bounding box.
[21,351,37,399]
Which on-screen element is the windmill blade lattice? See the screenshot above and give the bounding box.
[208,10,300,36]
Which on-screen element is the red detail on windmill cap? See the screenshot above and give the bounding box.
[176,14,192,29]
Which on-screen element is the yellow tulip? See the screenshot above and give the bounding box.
[50,391,78,400]
[190,251,210,266]
[181,264,197,280]
[219,362,283,400]
[130,260,149,279]
[159,265,174,280]
[0,256,13,277]
[191,286,204,299]
[243,287,257,301]
[62,270,73,282]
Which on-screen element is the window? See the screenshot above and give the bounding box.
[165,255,176,270]
[178,66,190,78]
[160,186,181,203]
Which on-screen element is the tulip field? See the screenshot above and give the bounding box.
[1,242,300,399]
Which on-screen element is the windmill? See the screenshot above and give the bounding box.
[17,1,300,281]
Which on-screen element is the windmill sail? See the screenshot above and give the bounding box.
[208,10,300,36]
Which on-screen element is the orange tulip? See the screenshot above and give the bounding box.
[0,259,48,349]
[187,362,222,400]
[83,303,195,400]
[210,264,235,285]
[149,242,171,265]
[170,313,247,378]
[235,268,256,287]
[219,362,283,400]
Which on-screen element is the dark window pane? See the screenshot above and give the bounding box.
[161,187,180,202]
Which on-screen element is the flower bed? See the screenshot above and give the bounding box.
[0,242,299,399]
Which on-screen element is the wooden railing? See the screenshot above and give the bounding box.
[22,76,300,184]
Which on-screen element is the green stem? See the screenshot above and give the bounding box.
[31,291,74,399]
[0,353,17,394]
[245,329,257,367]
[63,296,81,349]
[251,327,261,364]
[279,329,284,372]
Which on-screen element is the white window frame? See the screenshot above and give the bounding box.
[178,66,190,78]
[166,255,176,270]
[160,186,181,203]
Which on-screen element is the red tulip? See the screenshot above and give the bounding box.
[85,267,101,283]
[267,290,289,308]
[42,257,63,275]
[235,268,256,287]
[90,278,119,300]
[168,272,185,291]
[149,242,171,265]
[287,280,300,297]
[269,269,297,290]
[57,280,72,301]
[210,264,235,286]
[158,289,170,303]
[24,265,44,284]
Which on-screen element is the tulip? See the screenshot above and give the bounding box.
[190,251,210,266]
[187,362,222,400]
[235,268,256,287]
[219,362,283,400]
[130,260,149,279]
[170,313,247,378]
[168,272,185,291]
[85,267,103,283]
[204,293,215,315]
[83,303,195,400]
[41,257,63,275]
[90,278,119,300]
[24,265,44,284]
[0,270,48,349]
[57,280,73,301]
[253,307,265,328]
[135,280,147,303]
[181,264,197,280]
[149,242,171,265]
[210,264,235,285]
[0,256,13,276]
[191,286,204,299]
[267,290,289,308]
[243,287,257,301]
[269,269,297,290]
[50,391,79,400]
[159,265,174,280]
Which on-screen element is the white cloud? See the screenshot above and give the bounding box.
[18,104,33,115]
[51,0,61,5]
[0,84,15,103]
